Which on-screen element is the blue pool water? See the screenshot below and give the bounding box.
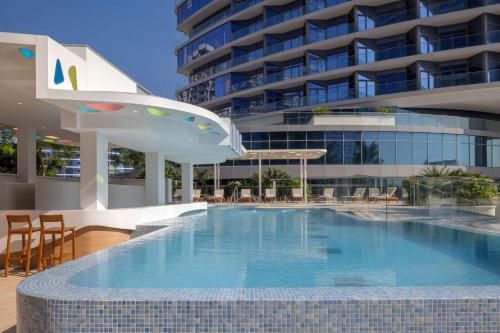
[69,207,500,288]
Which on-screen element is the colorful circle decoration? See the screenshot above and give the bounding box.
[58,139,72,144]
[78,106,100,113]
[18,48,35,59]
[184,115,196,122]
[45,135,60,140]
[85,103,124,112]
[43,139,54,143]
[208,130,221,135]
[197,124,208,130]
[147,107,170,117]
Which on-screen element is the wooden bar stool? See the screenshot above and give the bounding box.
[4,215,42,277]
[39,214,76,268]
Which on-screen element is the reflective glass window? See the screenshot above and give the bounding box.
[413,142,428,165]
[379,141,396,164]
[397,141,412,164]
[326,141,343,164]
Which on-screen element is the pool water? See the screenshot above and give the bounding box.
[69,207,500,288]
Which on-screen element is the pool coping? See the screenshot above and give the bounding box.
[17,207,500,303]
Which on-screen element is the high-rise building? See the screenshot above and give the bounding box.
[176,0,500,189]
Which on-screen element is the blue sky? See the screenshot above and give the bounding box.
[0,0,185,98]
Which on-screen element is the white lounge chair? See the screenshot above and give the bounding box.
[173,189,182,202]
[292,188,303,202]
[342,187,366,202]
[373,187,398,203]
[208,189,225,203]
[193,189,202,202]
[317,187,335,202]
[368,187,381,202]
[265,188,276,202]
[240,188,252,202]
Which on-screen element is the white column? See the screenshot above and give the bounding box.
[181,163,193,204]
[213,163,218,194]
[258,155,262,199]
[304,158,308,203]
[17,127,37,183]
[145,152,165,206]
[299,158,304,195]
[80,132,108,210]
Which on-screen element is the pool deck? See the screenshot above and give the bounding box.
[15,206,500,333]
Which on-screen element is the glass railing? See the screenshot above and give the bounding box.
[265,6,305,28]
[191,8,232,37]
[233,98,306,117]
[231,76,264,93]
[232,0,264,14]
[264,36,304,56]
[232,48,264,66]
[232,21,264,40]
[265,69,306,84]
[223,69,499,116]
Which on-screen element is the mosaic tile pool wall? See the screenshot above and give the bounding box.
[16,291,500,332]
[16,212,500,333]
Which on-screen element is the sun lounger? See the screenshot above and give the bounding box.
[372,187,398,203]
[368,187,380,202]
[240,188,252,202]
[265,188,276,202]
[317,187,335,202]
[173,189,182,202]
[292,188,303,202]
[341,187,366,202]
[193,189,202,202]
[208,189,225,203]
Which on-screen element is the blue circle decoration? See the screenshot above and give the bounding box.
[78,106,100,113]
[18,48,35,59]
[184,116,195,122]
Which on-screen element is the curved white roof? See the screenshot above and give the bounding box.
[0,32,244,164]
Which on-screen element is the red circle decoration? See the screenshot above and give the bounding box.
[85,103,124,112]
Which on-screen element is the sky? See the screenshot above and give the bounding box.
[0,0,186,98]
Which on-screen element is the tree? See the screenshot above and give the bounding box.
[248,168,302,198]
[194,168,213,194]
[0,129,16,174]
[419,165,453,177]
[165,161,181,181]
[109,148,145,179]
[36,141,76,177]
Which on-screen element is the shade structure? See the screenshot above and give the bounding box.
[233,149,327,202]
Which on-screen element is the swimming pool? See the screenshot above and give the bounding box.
[70,206,500,288]
[17,206,500,333]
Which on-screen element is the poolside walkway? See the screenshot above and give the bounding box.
[0,270,26,333]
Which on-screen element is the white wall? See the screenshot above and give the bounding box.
[34,178,173,209]
[0,182,35,209]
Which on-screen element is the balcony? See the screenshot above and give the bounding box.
[183,29,500,94]
[181,0,499,79]
[215,68,500,117]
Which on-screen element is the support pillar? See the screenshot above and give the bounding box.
[80,132,108,210]
[258,155,262,199]
[17,127,37,183]
[145,152,165,206]
[181,163,193,204]
[304,158,308,204]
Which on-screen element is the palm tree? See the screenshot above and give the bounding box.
[419,165,451,177]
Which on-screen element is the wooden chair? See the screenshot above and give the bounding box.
[193,189,202,202]
[292,188,304,202]
[264,188,276,202]
[39,215,76,268]
[5,215,42,277]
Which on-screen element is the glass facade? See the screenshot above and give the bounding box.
[222,131,500,167]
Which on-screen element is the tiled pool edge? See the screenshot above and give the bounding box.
[16,209,500,333]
